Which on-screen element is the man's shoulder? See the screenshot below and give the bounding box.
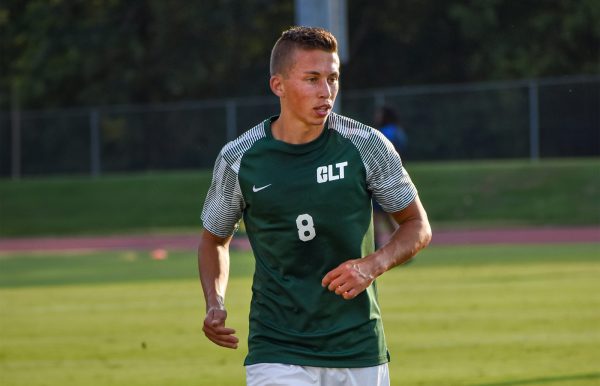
[328,113,376,140]
[328,113,391,153]
[220,119,269,164]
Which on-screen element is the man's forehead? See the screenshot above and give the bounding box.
[289,49,340,72]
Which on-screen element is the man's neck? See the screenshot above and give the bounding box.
[271,113,326,144]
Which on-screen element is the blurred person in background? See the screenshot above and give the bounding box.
[199,26,431,386]
[374,106,408,156]
[373,105,409,248]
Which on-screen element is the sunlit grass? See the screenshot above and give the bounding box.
[1,244,598,385]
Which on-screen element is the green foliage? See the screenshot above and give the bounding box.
[1,0,293,109]
[1,1,598,110]
[448,0,600,78]
[345,0,599,88]
[1,244,599,385]
[0,159,598,237]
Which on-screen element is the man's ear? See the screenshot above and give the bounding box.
[270,74,284,97]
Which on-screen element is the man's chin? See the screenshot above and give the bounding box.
[310,113,330,126]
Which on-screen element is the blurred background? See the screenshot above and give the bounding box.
[1,2,599,386]
[1,0,598,177]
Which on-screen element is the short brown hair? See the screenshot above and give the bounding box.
[270,26,338,76]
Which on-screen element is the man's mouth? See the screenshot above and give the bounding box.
[314,104,332,116]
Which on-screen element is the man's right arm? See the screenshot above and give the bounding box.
[198,229,239,349]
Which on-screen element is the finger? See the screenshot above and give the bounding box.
[322,269,341,287]
[342,288,358,300]
[203,326,239,348]
[327,279,340,292]
[204,325,237,336]
[203,319,236,334]
[204,328,239,342]
[334,281,354,295]
[328,274,351,292]
[328,279,343,292]
[208,335,239,349]
[207,333,238,346]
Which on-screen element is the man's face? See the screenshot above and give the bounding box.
[274,48,340,128]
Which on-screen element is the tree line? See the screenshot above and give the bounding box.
[1,0,598,110]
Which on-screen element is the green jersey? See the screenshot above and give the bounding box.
[201,113,417,368]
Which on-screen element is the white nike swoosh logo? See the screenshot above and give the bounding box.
[252,184,272,192]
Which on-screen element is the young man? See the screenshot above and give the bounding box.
[199,26,431,386]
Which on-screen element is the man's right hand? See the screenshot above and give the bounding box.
[202,307,239,349]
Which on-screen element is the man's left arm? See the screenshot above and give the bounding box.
[322,195,432,299]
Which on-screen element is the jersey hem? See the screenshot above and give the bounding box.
[243,355,389,369]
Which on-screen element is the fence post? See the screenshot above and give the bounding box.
[226,100,237,141]
[90,109,101,177]
[10,82,21,179]
[528,79,540,161]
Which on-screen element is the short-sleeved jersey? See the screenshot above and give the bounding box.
[201,113,417,368]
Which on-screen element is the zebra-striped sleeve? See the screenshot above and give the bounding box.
[329,113,417,213]
[201,151,244,238]
[201,120,266,237]
[366,129,417,212]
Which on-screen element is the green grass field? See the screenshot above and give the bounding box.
[1,243,599,386]
[1,158,599,237]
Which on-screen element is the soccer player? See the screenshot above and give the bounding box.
[199,26,432,386]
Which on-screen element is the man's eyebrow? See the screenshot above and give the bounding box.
[303,70,340,76]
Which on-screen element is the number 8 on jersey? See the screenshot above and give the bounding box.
[296,214,316,242]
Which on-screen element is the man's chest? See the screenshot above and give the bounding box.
[238,145,367,219]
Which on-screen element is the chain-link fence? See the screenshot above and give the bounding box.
[1,75,598,177]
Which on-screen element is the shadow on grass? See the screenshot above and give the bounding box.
[472,372,600,386]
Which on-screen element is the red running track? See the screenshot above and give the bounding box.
[0,227,598,253]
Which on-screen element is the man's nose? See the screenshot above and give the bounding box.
[318,79,332,98]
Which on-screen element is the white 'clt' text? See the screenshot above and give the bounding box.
[317,161,348,183]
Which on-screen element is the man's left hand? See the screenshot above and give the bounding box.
[322,259,375,300]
